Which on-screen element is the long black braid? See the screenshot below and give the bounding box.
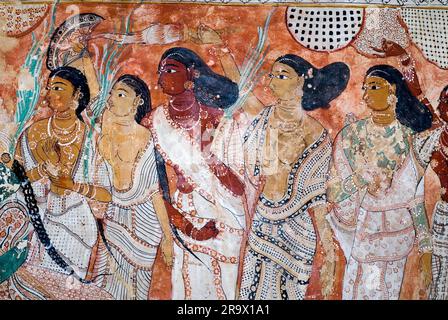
[11,159,108,284]
[154,149,209,268]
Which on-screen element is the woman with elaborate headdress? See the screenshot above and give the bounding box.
[147,46,248,300]
[196,25,349,300]
[326,63,433,300]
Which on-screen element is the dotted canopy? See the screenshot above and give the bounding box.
[286,7,364,52]
[401,8,448,69]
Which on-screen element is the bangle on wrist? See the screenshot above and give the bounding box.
[398,53,410,63]
[74,183,82,194]
[87,186,97,199]
[36,164,45,179]
[81,184,89,196]
[416,92,426,102]
[84,185,93,197]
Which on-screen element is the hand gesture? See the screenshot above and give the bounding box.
[48,171,75,192]
[358,168,382,196]
[197,24,223,45]
[42,137,61,167]
[320,259,335,299]
[370,39,407,58]
[88,200,108,219]
[419,252,433,290]
[192,220,219,241]
[58,28,90,53]
[160,236,174,267]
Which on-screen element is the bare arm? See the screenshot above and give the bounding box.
[90,24,184,46]
[196,24,265,118]
[313,204,336,298]
[216,49,265,118]
[151,191,174,266]
[69,52,100,98]
[69,182,112,202]
[397,52,440,125]
[152,191,173,241]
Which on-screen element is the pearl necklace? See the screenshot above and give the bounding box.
[47,116,81,147]
[51,117,77,134]
[169,99,196,112]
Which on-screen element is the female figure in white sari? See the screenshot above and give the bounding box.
[148,47,248,300]
[95,74,173,300]
[327,65,433,300]
[13,66,113,299]
[197,25,350,300]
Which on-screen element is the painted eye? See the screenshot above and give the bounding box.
[167,69,177,74]
[277,75,289,80]
[118,93,126,98]
[52,86,64,91]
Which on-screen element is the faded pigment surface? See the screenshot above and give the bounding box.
[1,1,448,300]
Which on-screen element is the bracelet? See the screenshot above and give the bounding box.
[219,46,231,55]
[401,57,416,82]
[416,92,426,102]
[80,184,87,195]
[88,187,97,199]
[74,183,82,194]
[36,163,45,179]
[190,228,198,239]
[79,184,88,196]
[398,53,411,63]
[84,185,93,197]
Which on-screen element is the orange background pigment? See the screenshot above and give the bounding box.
[1,2,448,300]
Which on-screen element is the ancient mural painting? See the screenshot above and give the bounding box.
[0,0,448,301]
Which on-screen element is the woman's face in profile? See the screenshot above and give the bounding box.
[45,76,76,113]
[268,62,304,102]
[362,76,395,112]
[158,58,189,96]
[108,81,139,119]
